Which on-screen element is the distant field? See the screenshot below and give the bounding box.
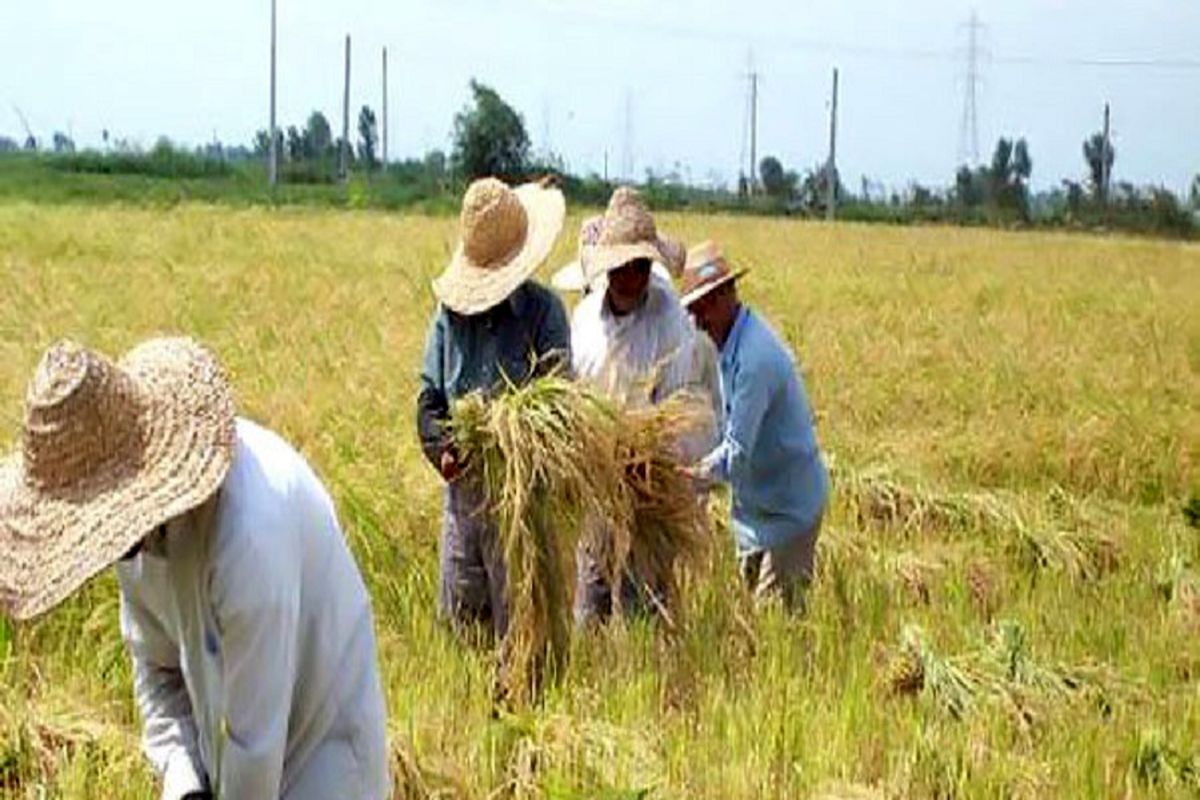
[0,203,1197,798]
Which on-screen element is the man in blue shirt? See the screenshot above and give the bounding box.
[681,241,829,611]
[417,177,570,640]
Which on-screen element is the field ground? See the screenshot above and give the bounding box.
[1,203,1198,798]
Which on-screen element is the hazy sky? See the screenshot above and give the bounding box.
[3,0,1198,193]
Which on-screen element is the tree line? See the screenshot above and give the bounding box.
[3,79,1197,237]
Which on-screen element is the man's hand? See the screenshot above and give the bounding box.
[440,448,463,483]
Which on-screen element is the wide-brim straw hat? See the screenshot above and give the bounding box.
[434,177,566,315]
[679,240,749,308]
[583,187,668,286]
[552,226,687,294]
[0,337,236,621]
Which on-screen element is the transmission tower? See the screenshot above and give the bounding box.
[958,10,984,166]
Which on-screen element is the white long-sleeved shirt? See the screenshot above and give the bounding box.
[117,418,389,800]
[571,272,724,461]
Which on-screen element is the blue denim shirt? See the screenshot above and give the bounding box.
[699,306,828,553]
[417,281,570,469]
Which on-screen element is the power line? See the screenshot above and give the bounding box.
[543,9,1200,71]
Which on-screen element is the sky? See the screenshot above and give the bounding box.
[2,0,1198,194]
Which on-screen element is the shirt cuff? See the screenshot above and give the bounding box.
[161,750,207,800]
[697,445,730,484]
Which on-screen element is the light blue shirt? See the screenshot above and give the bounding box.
[699,306,829,553]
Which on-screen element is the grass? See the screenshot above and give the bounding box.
[0,201,1197,797]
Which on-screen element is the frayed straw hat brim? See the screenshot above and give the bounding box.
[434,184,566,315]
[0,338,235,621]
[584,241,666,285]
[680,268,749,308]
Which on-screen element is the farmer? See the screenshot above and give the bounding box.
[570,187,722,624]
[681,241,830,612]
[417,176,570,641]
[0,337,389,799]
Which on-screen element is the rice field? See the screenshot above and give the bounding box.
[0,202,1198,798]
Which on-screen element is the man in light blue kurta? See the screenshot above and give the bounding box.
[681,241,829,609]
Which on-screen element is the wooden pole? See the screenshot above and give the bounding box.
[1101,102,1111,205]
[339,34,351,182]
[382,46,388,168]
[826,67,839,221]
[267,0,278,187]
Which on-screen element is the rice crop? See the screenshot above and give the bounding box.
[0,203,1197,797]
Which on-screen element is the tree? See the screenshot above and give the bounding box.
[51,132,75,153]
[1189,174,1200,210]
[304,111,333,159]
[285,126,304,162]
[759,156,787,197]
[0,136,17,154]
[451,80,530,182]
[1083,132,1115,200]
[982,136,1032,217]
[357,105,378,170]
[955,165,986,207]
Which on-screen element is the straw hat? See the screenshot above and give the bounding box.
[0,337,236,621]
[433,177,566,315]
[583,187,668,285]
[679,240,749,308]
[552,211,687,294]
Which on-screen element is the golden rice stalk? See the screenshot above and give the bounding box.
[450,376,628,708]
[614,393,713,621]
[448,376,711,705]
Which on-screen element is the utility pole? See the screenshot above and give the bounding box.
[339,34,351,183]
[621,90,634,183]
[1100,102,1111,205]
[381,46,388,169]
[267,0,278,187]
[826,67,839,221]
[958,9,983,166]
[749,70,759,194]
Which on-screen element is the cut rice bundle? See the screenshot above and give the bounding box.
[449,375,711,706]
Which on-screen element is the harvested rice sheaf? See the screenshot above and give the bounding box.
[448,375,712,706]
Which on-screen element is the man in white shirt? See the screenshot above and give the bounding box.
[568,188,723,622]
[0,338,389,800]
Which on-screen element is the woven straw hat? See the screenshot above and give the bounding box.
[583,187,668,285]
[680,240,749,308]
[552,214,687,294]
[433,177,566,315]
[0,338,236,621]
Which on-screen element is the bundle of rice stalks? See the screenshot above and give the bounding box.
[492,712,660,800]
[449,376,711,705]
[886,624,986,719]
[616,393,712,622]
[450,376,628,707]
[833,463,1021,538]
[887,620,1122,726]
[1008,520,1119,581]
